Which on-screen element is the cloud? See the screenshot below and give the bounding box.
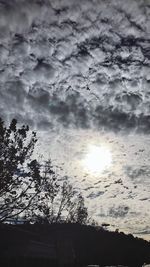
[108,205,129,218]
[39,91,150,133]
[125,165,150,185]
[27,85,50,109]
[115,92,143,111]
[87,191,105,199]
[48,92,90,128]
[0,0,150,133]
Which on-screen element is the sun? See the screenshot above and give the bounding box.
[82,145,112,175]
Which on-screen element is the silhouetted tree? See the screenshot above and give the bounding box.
[26,160,88,224]
[0,118,88,224]
[0,118,39,222]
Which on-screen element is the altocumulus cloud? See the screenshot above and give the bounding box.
[0,0,150,133]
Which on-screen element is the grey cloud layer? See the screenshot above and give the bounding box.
[1,0,150,133]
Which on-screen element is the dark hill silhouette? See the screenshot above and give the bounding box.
[0,223,149,267]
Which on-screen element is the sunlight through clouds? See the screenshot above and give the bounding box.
[82,145,112,175]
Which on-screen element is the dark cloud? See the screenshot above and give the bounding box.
[93,105,136,132]
[36,119,53,131]
[87,191,105,199]
[28,86,50,110]
[134,229,150,235]
[125,165,150,185]
[1,83,150,133]
[48,92,90,128]
[115,92,142,111]
[108,205,129,218]
[46,92,150,133]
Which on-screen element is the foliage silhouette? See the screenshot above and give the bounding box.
[0,118,88,224]
[26,160,88,224]
[0,118,38,222]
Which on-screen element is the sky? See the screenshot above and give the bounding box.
[0,0,150,240]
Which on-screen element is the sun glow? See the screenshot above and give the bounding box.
[82,145,112,175]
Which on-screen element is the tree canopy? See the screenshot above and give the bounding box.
[0,118,88,224]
